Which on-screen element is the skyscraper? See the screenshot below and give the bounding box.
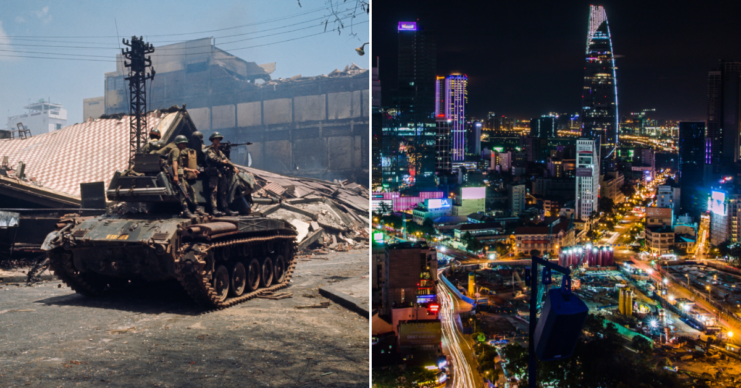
[575,138,600,222]
[435,74,467,161]
[707,60,741,169]
[581,5,619,161]
[372,60,382,189]
[397,22,436,118]
[530,116,557,138]
[396,21,437,189]
[678,122,706,215]
[435,116,451,174]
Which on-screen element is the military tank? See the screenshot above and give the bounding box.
[41,152,297,309]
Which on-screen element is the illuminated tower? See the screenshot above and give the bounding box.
[435,74,468,162]
[581,5,618,161]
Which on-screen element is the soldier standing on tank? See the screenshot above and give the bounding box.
[148,140,163,154]
[205,132,239,216]
[190,131,207,166]
[140,128,162,154]
[169,135,202,218]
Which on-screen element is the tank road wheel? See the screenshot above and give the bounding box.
[230,262,247,296]
[219,247,232,262]
[213,265,230,302]
[273,255,287,284]
[246,259,261,291]
[261,257,274,288]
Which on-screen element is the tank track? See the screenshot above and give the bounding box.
[178,234,298,309]
[48,250,109,296]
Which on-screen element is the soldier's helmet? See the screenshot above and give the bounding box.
[149,128,161,139]
[174,135,189,144]
[192,131,203,141]
[209,132,224,141]
[149,140,163,151]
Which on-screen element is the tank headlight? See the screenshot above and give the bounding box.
[155,244,167,255]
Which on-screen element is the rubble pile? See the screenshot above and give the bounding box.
[244,166,369,253]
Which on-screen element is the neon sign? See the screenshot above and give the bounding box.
[398,22,417,31]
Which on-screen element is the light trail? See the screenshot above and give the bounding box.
[438,273,477,388]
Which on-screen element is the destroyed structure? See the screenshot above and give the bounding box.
[84,38,369,185]
[0,107,369,260]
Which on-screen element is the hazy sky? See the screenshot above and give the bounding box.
[0,0,369,127]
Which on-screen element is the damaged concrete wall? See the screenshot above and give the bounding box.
[104,52,368,186]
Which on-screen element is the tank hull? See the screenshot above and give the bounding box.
[43,212,297,308]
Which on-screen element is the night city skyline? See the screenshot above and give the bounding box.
[374,0,741,121]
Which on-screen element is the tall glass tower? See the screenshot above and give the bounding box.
[581,5,618,161]
[435,74,467,162]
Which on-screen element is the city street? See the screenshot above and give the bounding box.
[438,272,481,388]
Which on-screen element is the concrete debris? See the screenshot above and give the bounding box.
[244,166,369,254]
[295,302,330,309]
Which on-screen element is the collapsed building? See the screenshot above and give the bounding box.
[0,107,368,260]
[85,38,369,185]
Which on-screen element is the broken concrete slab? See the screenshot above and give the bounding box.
[319,275,369,318]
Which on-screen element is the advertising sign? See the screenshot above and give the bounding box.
[427,198,451,210]
[576,167,592,177]
[645,207,672,219]
[710,191,726,216]
[399,321,442,348]
[461,187,486,200]
[398,21,417,31]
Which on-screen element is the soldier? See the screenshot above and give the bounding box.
[140,128,162,154]
[148,140,163,154]
[169,135,203,218]
[191,131,207,166]
[205,132,239,216]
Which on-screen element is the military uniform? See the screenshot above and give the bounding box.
[141,141,155,154]
[205,142,237,216]
[156,142,178,157]
[141,129,162,154]
[167,139,198,217]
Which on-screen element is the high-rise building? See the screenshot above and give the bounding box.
[396,22,438,189]
[372,61,383,189]
[508,184,526,217]
[435,74,467,162]
[466,121,482,155]
[397,22,436,120]
[575,139,600,221]
[530,116,556,138]
[581,5,619,161]
[435,116,452,174]
[657,185,681,213]
[707,60,741,168]
[678,122,706,215]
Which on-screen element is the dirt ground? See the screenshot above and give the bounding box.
[0,250,369,387]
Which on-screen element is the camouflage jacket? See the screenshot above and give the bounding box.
[204,145,235,169]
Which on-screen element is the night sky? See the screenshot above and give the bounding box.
[373,0,741,122]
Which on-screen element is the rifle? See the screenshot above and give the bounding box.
[218,141,253,160]
[165,165,196,206]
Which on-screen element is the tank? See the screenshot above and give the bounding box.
[41,152,297,309]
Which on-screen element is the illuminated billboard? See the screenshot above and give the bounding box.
[710,191,726,216]
[399,321,442,348]
[398,21,417,31]
[461,187,486,200]
[427,199,452,210]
